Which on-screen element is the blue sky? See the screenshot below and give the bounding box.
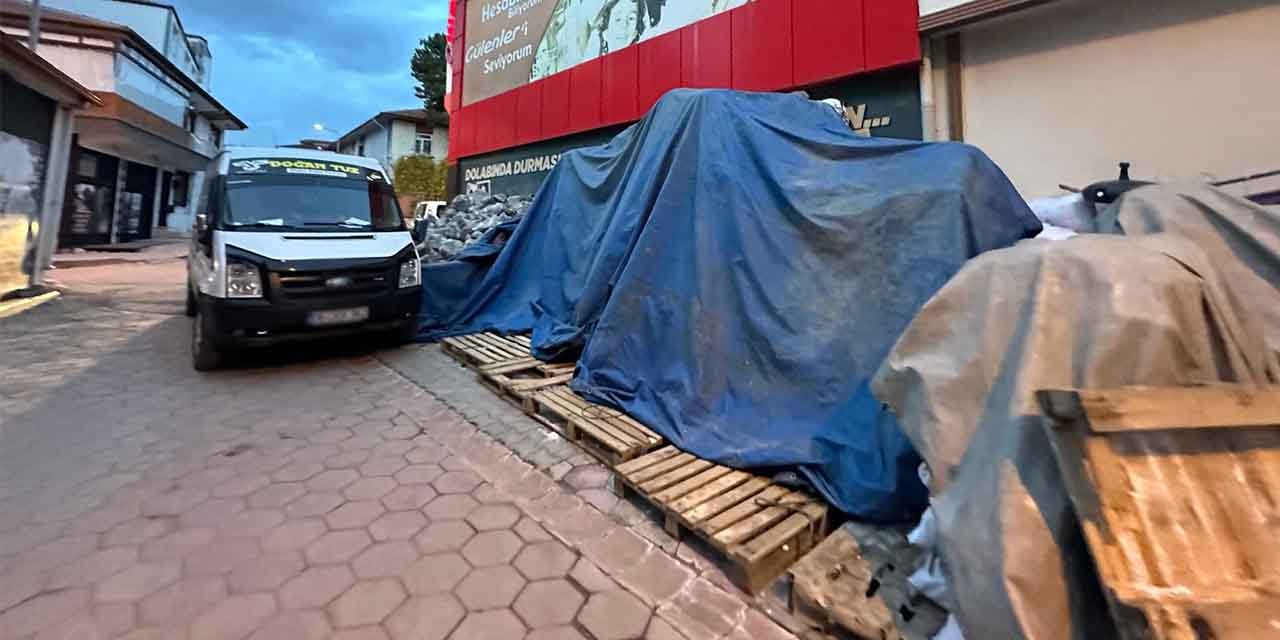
[172,1,449,146]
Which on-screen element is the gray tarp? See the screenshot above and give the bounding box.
[872,184,1280,639]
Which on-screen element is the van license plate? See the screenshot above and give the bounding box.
[307,307,370,327]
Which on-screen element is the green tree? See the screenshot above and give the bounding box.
[411,33,448,111]
[395,155,446,199]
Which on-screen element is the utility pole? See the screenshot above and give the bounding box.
[28,0,41,51]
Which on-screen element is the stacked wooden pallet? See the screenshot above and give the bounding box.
[530,386,665,465]
[616,446,830,593]
[441,332,535,369]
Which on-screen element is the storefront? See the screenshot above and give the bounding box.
[447,0,923,197]
[0,34,97,295]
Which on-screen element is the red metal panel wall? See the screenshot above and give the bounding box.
[637,30,683,114]
[731,0,793,92]
[793,0,867,87]
[865,0,921,70]
[452,0,920,160]
[540,71,572,141]
[602,45,639,125]
[569,58,604,133]
[515,80,543,145]
[681,11,732,89]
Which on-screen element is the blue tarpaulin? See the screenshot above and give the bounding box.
[419,89,1040,520]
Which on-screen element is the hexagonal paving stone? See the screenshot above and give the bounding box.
[229,551,305,593]
[454,565,527,611]
[461,530,524,567]
[329,578,407,628]
[261,518,327,552]
[310,428,355,444]
[514,541,578,581]
[393,464,443,485]
[578,590,651,640]
[466,505,520,531]
[212,474,270,499]
[180,498,246,528]
[406,446,448,465]
[423,494,478,521]
[46,546,139,589]
[137,575,227,625]
[344,477,397,501]
[189,592,276,640]
[449,610,527,640]
[306,469,360,492]
[331,627,391,640]
[385,595,465,640]
[325,449,373,470]
[369,511,428,541]
[272,462,325,483]
[183,537,260,576]
[305,529,372,565]
[103,517,176,547]
[413,520,476,555]
[371,440,414,457]
[0,586,89,637]
[139,527,217,562]
[219,508,286,538]
[326,500,386,530]
[280,565,355,609]
[381,484,438,512]
[283,491,345,519]
[514,518,553,543]
[526,626,589,640]
[403,553,471,595]
[359,457,408,477]
[432,471,483,495]
[249,482,307,509]
[95,561,181,602]
[247,609,332,640]
[352,541,419,579]
[514,579,585,629]
[440,456,470,472]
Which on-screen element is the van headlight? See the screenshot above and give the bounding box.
[226,259,264,298]
[399,256,421,288]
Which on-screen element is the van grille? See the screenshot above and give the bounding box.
[269,266,394,299]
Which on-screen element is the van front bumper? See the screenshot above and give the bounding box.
[199,287,422,348]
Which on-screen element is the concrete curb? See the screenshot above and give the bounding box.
[0,290,61,319]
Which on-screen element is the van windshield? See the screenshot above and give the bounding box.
[221,175,405,232]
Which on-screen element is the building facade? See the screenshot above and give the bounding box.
[0,0,245,249]
[336,109,451,178]
[922,0,1280,201]
[445,0,921,196]
[1,33,99,295]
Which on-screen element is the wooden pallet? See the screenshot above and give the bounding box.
[528,386,665,464]
[616,446,829,593]
[441,333,534,369]
[477,360,576,412]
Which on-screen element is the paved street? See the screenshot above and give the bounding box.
[0,260,797,640]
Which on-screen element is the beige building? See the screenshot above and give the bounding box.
[919,0,1280,202]
[336,109,450,178]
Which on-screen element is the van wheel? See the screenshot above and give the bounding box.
[192,307,222,371]
[185,286,197,317]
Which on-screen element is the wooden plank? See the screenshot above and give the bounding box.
[616,446,682,475]
[575,414,648,453]
[627,453,696,485]
[473,332,528,357]
[709,487,803,544]
[682,477,771,526]
[652,466,735,504]
[1039,386,1280,433]
[734,500,828,564]
[638,459,715,494]
[668,470,753,514]
[507,373,574,393]
[452,335,510,364]
[570,418,638,457]
[479,358,541,375]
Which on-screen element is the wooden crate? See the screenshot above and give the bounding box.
[616,446,830,593]
[441,333,534,369]
[1037,385,1280,640]
[529,386,665,464]
[477,360,576,412]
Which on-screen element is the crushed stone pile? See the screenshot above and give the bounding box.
[421,193,532,262]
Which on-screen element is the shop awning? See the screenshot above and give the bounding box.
[75,116,210,172]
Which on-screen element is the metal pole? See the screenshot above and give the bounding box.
[28,0,41,51]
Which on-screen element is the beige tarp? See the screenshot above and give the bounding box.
[872,184,1280,639]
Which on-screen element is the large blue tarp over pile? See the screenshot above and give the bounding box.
[419,89,1041,520]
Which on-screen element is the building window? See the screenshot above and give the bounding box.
[414,133,432,155]
[356,140,366,156]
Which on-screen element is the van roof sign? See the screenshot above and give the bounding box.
[229,158,386,182]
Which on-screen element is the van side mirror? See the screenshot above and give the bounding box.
[195,213,212,244]
[412,219,429,244]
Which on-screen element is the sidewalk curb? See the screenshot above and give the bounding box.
[0,290,61,319]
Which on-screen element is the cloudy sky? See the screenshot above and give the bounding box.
[172,1,449,147]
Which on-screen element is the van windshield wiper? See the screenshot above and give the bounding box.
[226,222,297,230]
[302,220,372,229]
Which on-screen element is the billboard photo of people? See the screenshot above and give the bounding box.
[463,0,748,105]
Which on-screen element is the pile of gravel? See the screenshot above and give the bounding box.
[421,193,533,262]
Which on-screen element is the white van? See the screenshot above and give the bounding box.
[186,148,424,370]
